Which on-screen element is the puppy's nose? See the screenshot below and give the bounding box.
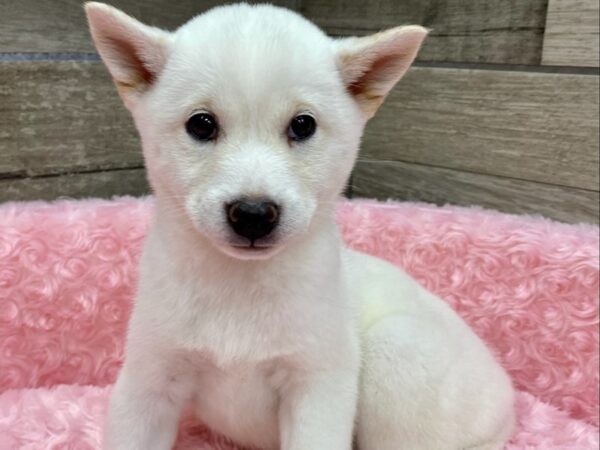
[226,199,279,241]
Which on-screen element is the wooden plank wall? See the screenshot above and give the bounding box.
[0,0,598,224]
[542,0,600,67]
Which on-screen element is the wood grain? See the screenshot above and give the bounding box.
[0,60,140,178]
[300,0,547,65]
[1,0,546,65]
[0,168,150,202]
[542,0,600,67]
[353,160,599,224]
[0,0,297,53]
[361,67,600,191]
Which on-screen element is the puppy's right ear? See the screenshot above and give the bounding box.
[85,2,172,107]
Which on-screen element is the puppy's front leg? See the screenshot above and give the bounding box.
[103,356,188,450]
[279,368,359,450]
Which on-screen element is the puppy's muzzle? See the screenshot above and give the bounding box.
[226,199,279,242]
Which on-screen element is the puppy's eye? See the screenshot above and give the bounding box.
[186,112,218,141]
[287,114,316,142]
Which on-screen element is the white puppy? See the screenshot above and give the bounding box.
[85,3,515,450]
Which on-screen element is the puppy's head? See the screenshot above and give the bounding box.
[85,2,427,260]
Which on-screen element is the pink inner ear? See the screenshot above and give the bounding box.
[347,52,407,99]
[337,26,428,115]
[86,3,169,95]
[106,35,156,87]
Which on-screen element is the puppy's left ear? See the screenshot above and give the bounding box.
[335,26,428,119]
[85,2,172,107]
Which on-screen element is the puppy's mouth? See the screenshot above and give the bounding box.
[232,241,271,249]
[221,237,282,260]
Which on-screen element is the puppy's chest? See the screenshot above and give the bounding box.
[161,287,313,364]
[190,361,281,449]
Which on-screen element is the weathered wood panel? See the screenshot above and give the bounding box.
[0,0,546,64]
[301,0,547,64]
[362,67,599,191]
[0,61,140,178]
[0,0,297,53]
[542,0,600,67]
[353,160,599,224]
[0,168,150,202]
[5,62,597,190]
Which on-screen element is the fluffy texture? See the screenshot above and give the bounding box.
[0,197,597,449]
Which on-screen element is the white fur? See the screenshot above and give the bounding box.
[85,3,515,449]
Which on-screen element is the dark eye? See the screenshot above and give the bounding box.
[287,114,316,142]
[186,112,218,141]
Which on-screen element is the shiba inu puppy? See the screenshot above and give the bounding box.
[85,3,515,449]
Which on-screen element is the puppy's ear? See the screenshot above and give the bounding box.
[335,26,428,118]
[85,2,172,106]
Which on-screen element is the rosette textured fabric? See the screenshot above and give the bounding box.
[0,197,597,449]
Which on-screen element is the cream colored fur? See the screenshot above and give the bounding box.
[85,3,515,449]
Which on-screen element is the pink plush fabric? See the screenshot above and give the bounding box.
[0,197,598,449]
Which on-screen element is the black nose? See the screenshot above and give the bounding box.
[226,199,280,241]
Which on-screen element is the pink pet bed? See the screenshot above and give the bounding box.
[0,197,598,449]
